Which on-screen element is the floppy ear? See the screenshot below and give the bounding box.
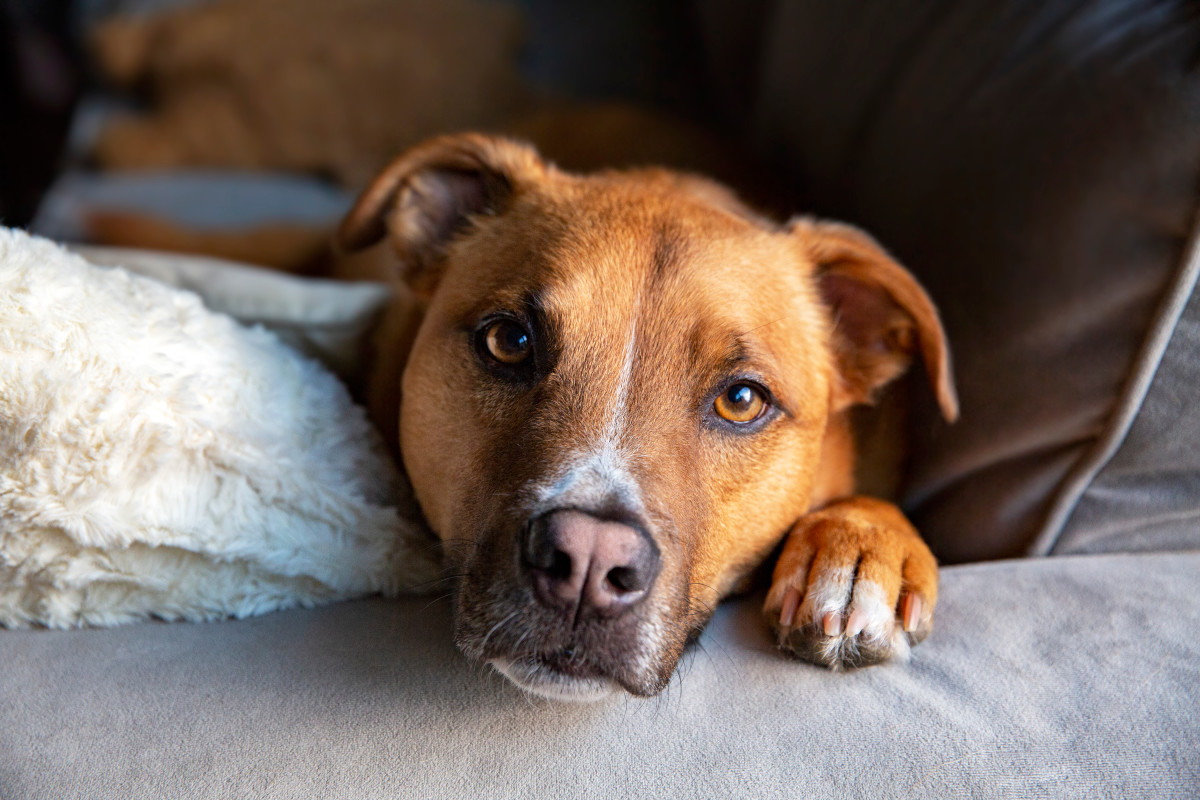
[791,218,958,422]
[337,133,547,296]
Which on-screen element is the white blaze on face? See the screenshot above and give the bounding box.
[529,444,641,521]
[600,316,639,451]
[531,311,643,515]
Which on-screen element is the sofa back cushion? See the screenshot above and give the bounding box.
[747,0,1200,560]
[1041,244,1200,556]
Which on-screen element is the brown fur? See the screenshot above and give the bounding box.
[337,134,956,698]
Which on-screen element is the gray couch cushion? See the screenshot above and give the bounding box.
[32,171,354,241]
[3,551,1196,799]
[750,0,1200,562]
[1039,240,1200,555]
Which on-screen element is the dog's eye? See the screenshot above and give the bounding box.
[482,318,532,365]
[714,383,767,424]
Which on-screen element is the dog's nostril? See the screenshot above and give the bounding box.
[522,518,558,571]
[548,549,573,582]
[606,565,641,594]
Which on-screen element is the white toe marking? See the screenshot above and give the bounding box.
[848,579,910,660]
[848,580,896,643]
[774,570,912,666]
[797,566,853,624]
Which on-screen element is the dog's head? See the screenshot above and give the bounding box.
[339,134,956,700]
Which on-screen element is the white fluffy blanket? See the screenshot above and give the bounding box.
[0,228,436,628]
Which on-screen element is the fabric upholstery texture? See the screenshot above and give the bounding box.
[2,552,1197,799]
[1047,249,1200,555]
[750,0,1200,562]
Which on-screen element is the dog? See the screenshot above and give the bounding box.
[335,132,958,701]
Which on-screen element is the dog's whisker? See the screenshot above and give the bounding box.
[409,572,465,593]
[479,610,518,653]
[737,315,790,337]
[509,627,533,656]
[419,591,458,612]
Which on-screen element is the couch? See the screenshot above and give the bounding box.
[4,1,1199,797]
[3,550,1196,798]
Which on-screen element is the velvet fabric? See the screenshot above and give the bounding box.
[3,552,1196,799]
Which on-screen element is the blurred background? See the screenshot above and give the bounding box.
[0,0,774,232]
[0,0,79,226]
[2,0,1199,565]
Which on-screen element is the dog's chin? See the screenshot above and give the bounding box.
[489,656,623,703]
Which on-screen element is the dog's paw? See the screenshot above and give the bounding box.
[763,497,937,670]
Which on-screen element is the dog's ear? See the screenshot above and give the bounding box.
[791,218,958,422]
[337,133,547,296]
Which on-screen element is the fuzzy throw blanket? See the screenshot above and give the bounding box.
[0,228,436,628]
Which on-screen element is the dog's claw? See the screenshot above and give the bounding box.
[845,608,868,638]
[902,593,922,633]
[822,611,842,637]
[780,586,800,627]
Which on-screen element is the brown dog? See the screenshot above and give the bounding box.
[337,133,958,700]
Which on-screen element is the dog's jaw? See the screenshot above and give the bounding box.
[489,656,622,702]
[452,528,686,700]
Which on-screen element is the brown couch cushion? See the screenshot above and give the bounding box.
[748,0,1200,560]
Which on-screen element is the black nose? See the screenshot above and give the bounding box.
[521,509,660,619]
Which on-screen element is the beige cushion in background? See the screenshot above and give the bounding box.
[747,0,1200,561]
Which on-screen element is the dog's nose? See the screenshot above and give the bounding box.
[522,509,660,618]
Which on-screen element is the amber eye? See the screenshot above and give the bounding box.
[713,382,767,423]
[482,318,532,365]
